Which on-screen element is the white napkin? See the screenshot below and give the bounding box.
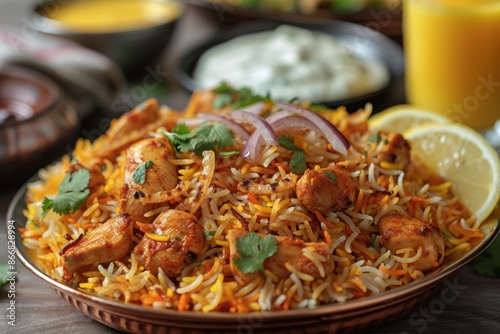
[0,26,125,118]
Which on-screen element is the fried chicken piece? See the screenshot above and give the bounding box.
[378,215,445,272]
[132,210,205,277]
[60,213,134,279]
[377,132,411,169]
[296,165,357,215]
[120,137,178,224]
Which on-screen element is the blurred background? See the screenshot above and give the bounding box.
[0,0,406,186]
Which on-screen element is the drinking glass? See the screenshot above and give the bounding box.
[404,0,500,144]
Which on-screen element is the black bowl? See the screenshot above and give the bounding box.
[30,0,185,74]
[173,20,405,113]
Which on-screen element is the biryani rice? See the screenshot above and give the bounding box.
[20,91,484,313]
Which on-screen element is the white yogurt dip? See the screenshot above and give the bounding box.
[193,25,390,102]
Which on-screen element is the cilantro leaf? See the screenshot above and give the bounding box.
[132,160,155,184]
[213,81,233,94]
[442,228,452,241]
[51,190,90,215]
[41,197,54,220]
[325,171,337,184]
[60,169,88,193]
[192,122,234,150]
[219,150,240,157]
[162,123,190,151]
[277,135,298,151]
[163,122,235,157]
[41,169,91,220]
[233,87,271,110]
[204,231,216,239]
[233,232,278,274]
[212,82,271,110]
[171,123,191,136]
[212,82,237,109]
[175,135,196,153]
[163,123,195,153]
[277,135,307,174]
[370,234,377,248]
[289,150,307,174]
[213,92,233,109]
[308,103,329,111]
[368,132,382,144]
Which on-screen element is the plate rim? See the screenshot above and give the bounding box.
[7,170,500,329]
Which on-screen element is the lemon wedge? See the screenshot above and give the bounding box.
[404,123,500,223]
[369,104,451,133]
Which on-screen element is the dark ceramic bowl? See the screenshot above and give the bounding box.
[0,66,79,185]
[173,20,405,113]
[29,0,185,74]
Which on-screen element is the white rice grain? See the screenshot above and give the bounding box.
[368,163,386,192]
[397,172,406,197]
[176,274,204,294]
[302,248,326,278]
[336,211,361,234]
[158,267,176,293]
[330,235,347,252]
[344,232,358,254]
[290,274,304,299]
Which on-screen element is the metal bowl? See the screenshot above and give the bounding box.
[173,20,405,113]
[29,0,185,74]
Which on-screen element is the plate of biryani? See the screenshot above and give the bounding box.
[9,86,500,333]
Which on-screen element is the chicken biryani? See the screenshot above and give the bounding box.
[21,86,482,313]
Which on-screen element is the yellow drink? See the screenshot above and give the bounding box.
[404,0,500,130]
[47,0,181,33]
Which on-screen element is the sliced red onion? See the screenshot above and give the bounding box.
[228,110,277,146]
[242,130,262,162]
[265,110,295,124]
[269,116,322,135]
[276,102,350,155]
[242,115,322,162]
[242,116,321,162]
[197,112,249,141]
[230,102,266,115]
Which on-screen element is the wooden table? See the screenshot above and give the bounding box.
[1,1,500,333]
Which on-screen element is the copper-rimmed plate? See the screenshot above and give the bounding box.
[8,173,500,333]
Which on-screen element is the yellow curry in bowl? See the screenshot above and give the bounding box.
[41,0,182,33]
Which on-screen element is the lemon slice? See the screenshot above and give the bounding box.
[369,104,451,133]
[404,123,500,223]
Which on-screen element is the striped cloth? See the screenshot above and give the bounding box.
[0,25,125,117]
